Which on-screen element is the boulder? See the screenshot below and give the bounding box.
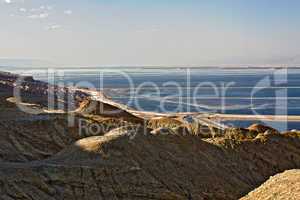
[247,124,279,134]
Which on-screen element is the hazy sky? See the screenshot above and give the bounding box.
[1,0,300,67]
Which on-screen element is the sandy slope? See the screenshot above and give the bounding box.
[241,170,300,200]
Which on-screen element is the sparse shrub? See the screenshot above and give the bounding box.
[224,128,258,140]
[148,117,183,129]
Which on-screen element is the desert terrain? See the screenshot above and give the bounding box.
[0,71,299,200]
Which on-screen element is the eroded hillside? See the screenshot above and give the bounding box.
[0,71,299,200]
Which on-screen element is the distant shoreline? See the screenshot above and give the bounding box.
[1,65,300,70]
[2,70,300,129]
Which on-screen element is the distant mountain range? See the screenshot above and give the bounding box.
[0,59,56,68]
[0,58,299,69]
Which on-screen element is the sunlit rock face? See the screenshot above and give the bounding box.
[241,170,300,200]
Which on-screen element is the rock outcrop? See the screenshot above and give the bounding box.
[247,124,280,134]
[76,99,145,124]
[241,170,300,200]
[0,71,89,110]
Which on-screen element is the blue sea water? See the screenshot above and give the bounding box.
[2,66,300,131]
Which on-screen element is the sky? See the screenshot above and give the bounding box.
[0,0,300,67]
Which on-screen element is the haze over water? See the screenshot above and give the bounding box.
[2,66,300,131]
[2,67,300,113]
